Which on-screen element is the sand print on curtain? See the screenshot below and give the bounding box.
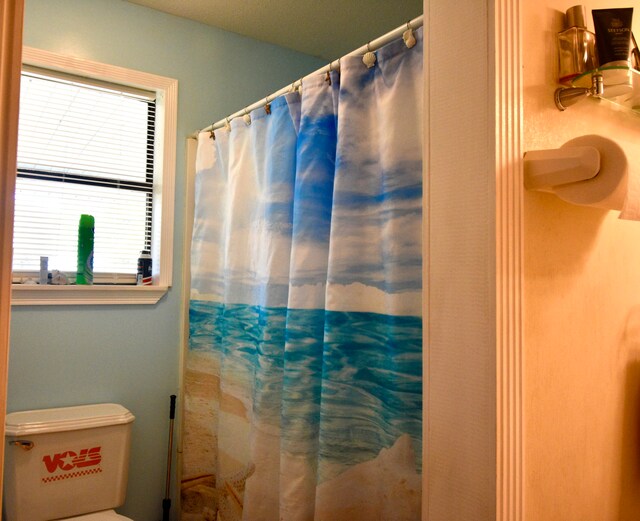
[182,27,423,521]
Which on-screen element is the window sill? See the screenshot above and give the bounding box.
[11,284,169,306]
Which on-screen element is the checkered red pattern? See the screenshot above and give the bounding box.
[42,467,102,484]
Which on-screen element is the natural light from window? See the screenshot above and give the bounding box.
[13,70,154,281]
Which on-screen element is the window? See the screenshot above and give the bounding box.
[14,68,154,283]
[11,48,177,305]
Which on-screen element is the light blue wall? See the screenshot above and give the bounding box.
[9,1,324,519]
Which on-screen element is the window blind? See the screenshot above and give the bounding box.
[13,69,156,283]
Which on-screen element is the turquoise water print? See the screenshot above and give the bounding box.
[189,300,422,477]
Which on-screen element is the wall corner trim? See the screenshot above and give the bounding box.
[495,0,524,520]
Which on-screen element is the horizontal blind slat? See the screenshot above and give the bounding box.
[13,70,155,278]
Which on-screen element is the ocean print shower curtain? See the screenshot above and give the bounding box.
[182,27,423,521]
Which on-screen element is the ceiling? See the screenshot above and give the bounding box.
[124,0,423,61]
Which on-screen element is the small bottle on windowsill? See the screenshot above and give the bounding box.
[557,5,598,86]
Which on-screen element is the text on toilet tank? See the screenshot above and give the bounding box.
[42,446,102,473]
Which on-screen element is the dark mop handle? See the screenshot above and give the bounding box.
[162,395,177,521]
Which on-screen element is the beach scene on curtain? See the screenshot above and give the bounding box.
[182,27,423,521]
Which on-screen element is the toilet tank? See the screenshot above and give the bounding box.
[3,403,135,521]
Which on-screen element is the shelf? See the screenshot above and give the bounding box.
[571,66,640,113]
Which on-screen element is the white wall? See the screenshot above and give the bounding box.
[523,2,640,520]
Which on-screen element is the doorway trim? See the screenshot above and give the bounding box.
[495,0,524,519]
[0,0,25,503]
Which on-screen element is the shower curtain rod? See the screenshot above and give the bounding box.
[193,14,424,137]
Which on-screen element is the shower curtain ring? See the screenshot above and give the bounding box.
[224,117,231,132]
[403,21,417,49]
[264,96,271,115]
[243,108,251,125]
[363,42,377,68]
[333,58,340,75]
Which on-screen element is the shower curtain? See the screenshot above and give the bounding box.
[182,27,423,521]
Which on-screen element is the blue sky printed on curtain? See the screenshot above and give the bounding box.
[184,27,423,521]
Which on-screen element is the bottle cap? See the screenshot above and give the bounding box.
[566,5,587,28]
[79,214,95,227]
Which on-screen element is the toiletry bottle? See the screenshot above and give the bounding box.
[77,214,94,285]
[557,5,598,86]
[137,250,152,285]
[39,256,48,285]
[593,8,634,97]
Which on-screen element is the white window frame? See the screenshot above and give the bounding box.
[11,47,177,306]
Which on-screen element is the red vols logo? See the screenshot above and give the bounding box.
[42,447,102,473]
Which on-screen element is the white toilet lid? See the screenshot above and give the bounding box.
[60,509,133,520]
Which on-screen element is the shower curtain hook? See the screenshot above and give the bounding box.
[363,42,377,69]
[403,21,417,48]
[209,124,215,140]
[264,96,271,115]
[326,62,333,85]
[243,108,251,126]
[224,117,231,133]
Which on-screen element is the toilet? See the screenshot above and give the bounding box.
[3,403,135,521]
